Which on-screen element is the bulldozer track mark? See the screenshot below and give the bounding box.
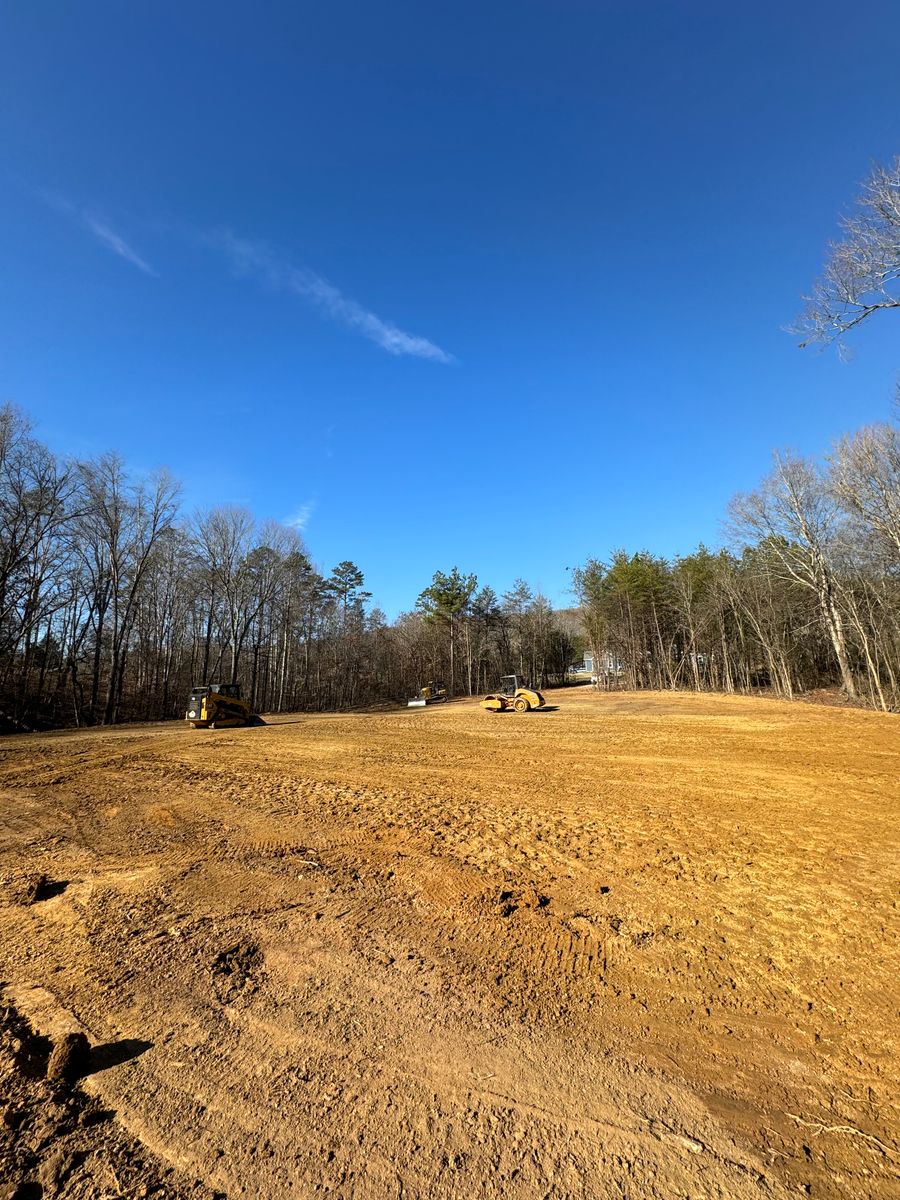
[407,863,481,913]
[210,837,317,864]
[525,928,607,983]
[0,805,70,844]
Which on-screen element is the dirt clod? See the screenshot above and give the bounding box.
[211,941,263,1003]
[496,886,549,917]
[39,1146,76,1191]
[45,1033,90,1083]
[1,873,48,907]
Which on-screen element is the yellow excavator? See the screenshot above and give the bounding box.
[186,682,253,729]
[407,680,448,708]
[480,675,546,713]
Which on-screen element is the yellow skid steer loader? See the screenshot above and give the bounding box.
[186,682,254,729]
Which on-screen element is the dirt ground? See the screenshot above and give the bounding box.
[0,688,897,1199]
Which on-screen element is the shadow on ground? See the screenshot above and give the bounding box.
[87,1038,153,1076]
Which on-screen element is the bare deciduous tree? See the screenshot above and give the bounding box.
[830,420,900,563]
[792,157,900,349]
[729,452,858,697]
[77,456,179,723]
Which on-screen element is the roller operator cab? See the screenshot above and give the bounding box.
[480,675,546,713]
[186,682,252,729]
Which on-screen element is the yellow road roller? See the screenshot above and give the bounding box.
[480,675,545,713]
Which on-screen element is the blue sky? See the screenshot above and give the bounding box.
[2,1,898,616]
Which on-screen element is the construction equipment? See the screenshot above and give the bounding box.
[407,680,448,708]
[186,682,253,729]
[480,675,546,713]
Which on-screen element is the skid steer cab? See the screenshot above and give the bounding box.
[480,675,546,714]
[186,682,253,729]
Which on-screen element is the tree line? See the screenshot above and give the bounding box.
[2,399,898,731]
[574,414,900,710]
[0,404,580,729]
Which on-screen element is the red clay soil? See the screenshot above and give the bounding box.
[0,688,897,1198]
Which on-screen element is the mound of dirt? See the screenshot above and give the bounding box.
[210,940,263,1004]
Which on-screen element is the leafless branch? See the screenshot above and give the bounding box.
[791,156,900,348]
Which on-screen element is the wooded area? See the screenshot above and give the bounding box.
[1,400,898,729]
[575,417,900,709]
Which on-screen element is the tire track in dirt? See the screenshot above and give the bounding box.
[0,690,897,1197]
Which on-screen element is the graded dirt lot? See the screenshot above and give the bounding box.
[0,689,897,1199]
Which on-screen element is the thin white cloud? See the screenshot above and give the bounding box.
[284,500,315,531]
[216,231,452,363]
[83,215,157,275]
[35,187,157,275]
